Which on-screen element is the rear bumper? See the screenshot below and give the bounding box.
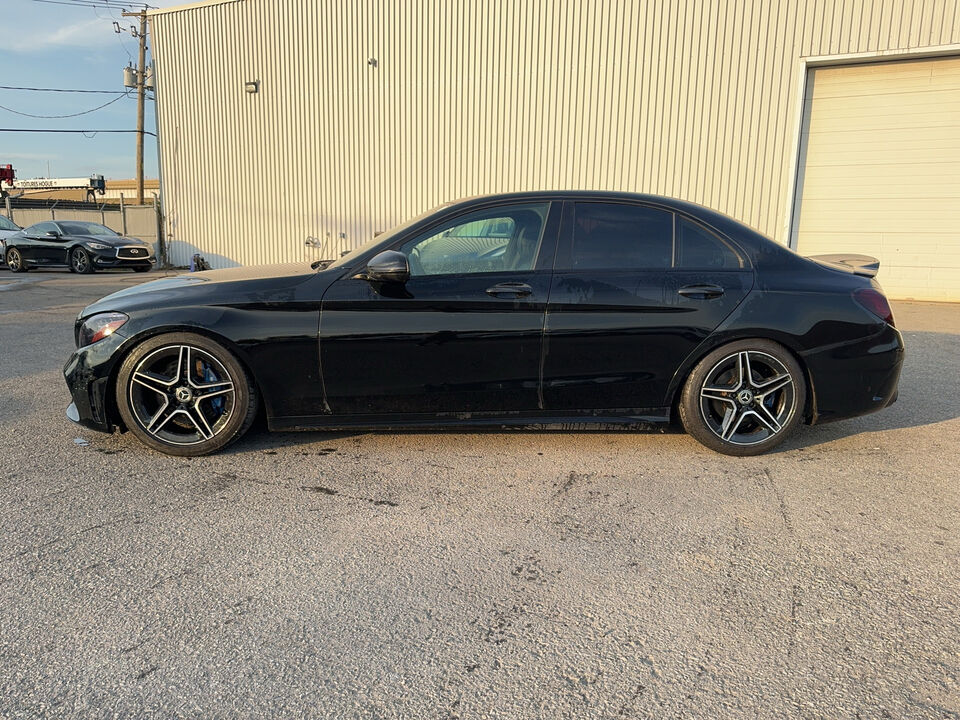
[802,323,904,424]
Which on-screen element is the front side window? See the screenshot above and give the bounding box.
[401,203,550,277]
[326,203,453,271]
[565,203,674,271]
[30,222,59,236]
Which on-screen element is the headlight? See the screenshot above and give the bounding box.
[86,242,112,251]
[78,312,128,347]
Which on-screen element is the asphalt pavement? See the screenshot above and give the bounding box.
[0,269,957,719]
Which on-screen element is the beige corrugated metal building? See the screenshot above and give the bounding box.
[149,0,960,301]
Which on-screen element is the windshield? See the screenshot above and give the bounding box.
[324,203,453,271]
[0,216,19,231]
[57,221,118,237]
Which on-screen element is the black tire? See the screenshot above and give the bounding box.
[70,246,95,274]
[132,266,151,273]
[115,332,259,456]
[6,247,27,273]
[678,339,806,456]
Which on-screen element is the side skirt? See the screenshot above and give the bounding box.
[268,409,672,433]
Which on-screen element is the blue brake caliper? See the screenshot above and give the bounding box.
[203,363,225,416]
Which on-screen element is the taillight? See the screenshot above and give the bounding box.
[853,288,895,327]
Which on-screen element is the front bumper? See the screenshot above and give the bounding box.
[63,331,129,432]
[802,323,904,424]
[91,249,155,270]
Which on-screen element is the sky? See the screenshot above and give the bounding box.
[1,0,187,181]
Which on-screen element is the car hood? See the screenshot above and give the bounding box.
[72,234,147,247]
[80,262,324,318]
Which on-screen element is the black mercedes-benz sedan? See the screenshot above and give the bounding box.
[5,220,155,273]
[63,191,903,457]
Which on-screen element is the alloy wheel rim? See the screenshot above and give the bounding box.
[8,250,20,270]
[128,344,236,446]
[699,350,797,446]
[73,250,87,272]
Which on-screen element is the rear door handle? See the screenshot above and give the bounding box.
[678,284,725,299]
[486,282,533,298]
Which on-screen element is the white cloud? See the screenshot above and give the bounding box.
[0,152,57,162]
[9,18,112,52]
[7,0,207,53]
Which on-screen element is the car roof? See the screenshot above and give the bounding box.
[447,189,704,208]
[443,190,776,250]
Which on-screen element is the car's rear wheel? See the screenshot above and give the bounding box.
[115,332,258,456]
[6,247,27,272]
[70,247,95,274]
[679,339,806,456]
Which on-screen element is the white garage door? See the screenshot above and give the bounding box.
[793,56,960,302]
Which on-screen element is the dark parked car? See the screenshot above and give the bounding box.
[0,215,22,265]
[64,191,903,457]
[4,220,155,273]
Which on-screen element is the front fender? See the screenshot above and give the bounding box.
[95,302,322,421]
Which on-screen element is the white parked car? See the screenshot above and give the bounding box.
[0,216,22,266]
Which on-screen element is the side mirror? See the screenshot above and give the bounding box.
[363,250,410,283]
[45,230,61,239]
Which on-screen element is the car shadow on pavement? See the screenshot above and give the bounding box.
[224,329,958,457]
[225,422,682,457]
[776,329,959,452]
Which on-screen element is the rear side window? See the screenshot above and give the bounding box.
[675,217,744,269]
[565,202,674,270]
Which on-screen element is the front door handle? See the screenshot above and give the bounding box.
[678,284,725,299]
[486,282,533,298]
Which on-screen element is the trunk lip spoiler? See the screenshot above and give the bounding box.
[807,253,879,278]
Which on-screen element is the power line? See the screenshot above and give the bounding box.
[0,93,130,119]
[26,0,154,9]
[91,3,135,62]
[0,128,157,137]
[0,85,126,94]
[62,0,152,5]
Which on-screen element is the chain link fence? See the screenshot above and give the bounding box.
[4,202,166,266]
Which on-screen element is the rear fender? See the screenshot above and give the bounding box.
[664,287,873,422]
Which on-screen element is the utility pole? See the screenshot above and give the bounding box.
[123,9,147,205]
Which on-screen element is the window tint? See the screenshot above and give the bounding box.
[0,216,18,231]
[567,203,673,270]
[401,203,549,277]
[675,217,743,269]
[57,221,117,236]
[30,222,58,236]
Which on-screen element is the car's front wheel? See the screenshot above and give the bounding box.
[70,247,95,274]
[6,247,27,272]
[679,339,806,456]
[115,332,258,456]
